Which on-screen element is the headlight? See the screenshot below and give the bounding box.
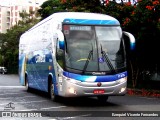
[68,87,76,94]
[117,77,127,83]
[69,78,81,84]
[119,87,126,93]
[63,76,81,84]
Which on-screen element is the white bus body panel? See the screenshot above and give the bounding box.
[19,12,130,97]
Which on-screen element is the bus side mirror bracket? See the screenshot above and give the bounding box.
[123,31,135,50]
[56,30,65,50]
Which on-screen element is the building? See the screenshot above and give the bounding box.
[0,0,46,33]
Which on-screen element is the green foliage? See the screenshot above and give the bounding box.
[0,33,6,66]
[61,0,103,13]
[38,0,105,20]
[105,1,134,24]
[120,0,160,88]
[38,0,66,20]
[0,11,39,73]
[123,0,160,36]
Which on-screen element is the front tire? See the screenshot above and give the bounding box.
[49,81,58,101]
[25,76,30,92]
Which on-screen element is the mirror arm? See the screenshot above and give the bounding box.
[123,31,135,50]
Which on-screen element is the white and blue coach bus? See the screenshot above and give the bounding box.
[19,12,135,102]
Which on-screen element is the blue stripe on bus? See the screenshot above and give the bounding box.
[130,42,135,50]
[63,71,127,82]
[63,19,120,25]
[59,41,65,50]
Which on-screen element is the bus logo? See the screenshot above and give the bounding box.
[97,82,102,87]
[92,72,105,75]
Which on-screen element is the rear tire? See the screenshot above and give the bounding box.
[97,96,108,103]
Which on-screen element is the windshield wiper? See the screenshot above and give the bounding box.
[82,45,93,74]
[100,44,116,73]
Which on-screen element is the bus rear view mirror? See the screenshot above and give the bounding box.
[123,31,135,50]
[56,30,65,50]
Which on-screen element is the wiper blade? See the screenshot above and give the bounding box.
[82,46,93,74]
[100,44,116,73]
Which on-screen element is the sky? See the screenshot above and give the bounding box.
[0,0,46,6]
[0,0,138,6]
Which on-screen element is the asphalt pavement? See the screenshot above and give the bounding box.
[0,74,20,86]
[0,74,160,120]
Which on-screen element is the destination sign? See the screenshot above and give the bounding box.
[70,26,91,31]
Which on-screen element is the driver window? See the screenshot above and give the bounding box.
[56,40,64,68]
[67,43,81,61]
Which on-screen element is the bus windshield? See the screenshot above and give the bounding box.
[63,25,126,75]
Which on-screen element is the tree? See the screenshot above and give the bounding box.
[0,33,6,66]
[38,0,105,20]
[0,10,39,73]
[38,0,66,20]
[121,0,160,88]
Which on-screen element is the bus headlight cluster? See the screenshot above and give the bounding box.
[116,77,127,84]
[64,76,81,84]
[119,87,126,93]
[68,87,76,94]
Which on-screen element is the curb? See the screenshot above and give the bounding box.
[127,88,160,98]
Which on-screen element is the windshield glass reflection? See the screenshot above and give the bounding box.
[63,25,126,74]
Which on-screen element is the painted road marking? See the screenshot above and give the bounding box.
[18,109,38,111]
[0,92,27,96]
[0,95,36,100]
[57,114,91,120]
[0,100,48,106]
[40,106,67,110]
[139,96,158,100]
[0,86,25,89]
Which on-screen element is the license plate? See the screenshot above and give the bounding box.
[93,89,105,94]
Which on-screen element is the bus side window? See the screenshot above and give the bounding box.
[56,39,64,68]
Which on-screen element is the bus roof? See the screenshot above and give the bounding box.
[28,12,120,31]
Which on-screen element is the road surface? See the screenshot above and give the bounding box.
[0,74,160,120]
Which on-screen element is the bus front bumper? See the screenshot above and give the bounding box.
[59,77,127,97]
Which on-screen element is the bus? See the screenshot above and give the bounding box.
[19,12,135,102]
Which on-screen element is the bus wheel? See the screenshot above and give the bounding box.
[50,81,58,101]
[25,76,30,92]
[97,96,108,103]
